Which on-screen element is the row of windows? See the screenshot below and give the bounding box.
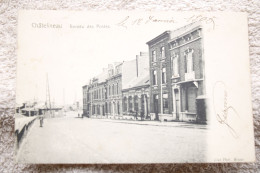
[107,83,120,96]
[92,88,105,100]
[152,51,194,85]
[152,46,165,62]
[152,67,167,85]
[151,34,194,62]
[169,35,192,49]
[84,82,121,102]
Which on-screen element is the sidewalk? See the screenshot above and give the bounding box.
[91,118,208,130]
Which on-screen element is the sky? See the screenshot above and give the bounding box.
[16,11,213,106]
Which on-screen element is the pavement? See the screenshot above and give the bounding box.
[16,112,207,163]
[96,118,208,130]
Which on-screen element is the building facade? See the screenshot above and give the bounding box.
[83,68,108,118]
[83,23,206,123]
[147,22,207,123]
[106,63,123,118]
[121,52,150,120]
[147,31,172,120]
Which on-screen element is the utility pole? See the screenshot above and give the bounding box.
[46,73,52,117]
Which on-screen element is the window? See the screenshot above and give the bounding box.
[123,97,127,112]
[112,84,114,95]
[160,46,165,58]
[185,50,193,73]
[153,70,157,85]
[185,36,191,41]
[134,96,139,112]
[152,50,156,62]
[109,102,111,114]
[162,67,166,84]
[163,93,169,114]
[172,55,179,77]
[116,83,118,95]
[128,96,133,111]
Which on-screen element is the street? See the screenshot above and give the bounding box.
[16,112,207,163]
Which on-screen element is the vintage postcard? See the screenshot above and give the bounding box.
[15,11,255,163]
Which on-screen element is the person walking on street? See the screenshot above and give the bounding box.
[40,115,44,127]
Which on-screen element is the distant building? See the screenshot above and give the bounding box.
[83,67,108,118]
[147,22,207,122]
[121,52,150,120]
[82,53,150,120]
[106,62,123,118]
[82,85,89,116]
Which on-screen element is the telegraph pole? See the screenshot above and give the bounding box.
[46,74,52,117]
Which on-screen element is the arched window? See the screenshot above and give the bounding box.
[153,70,157,85]
[162,67,166,84]
[128,96,133,111]
[172,54,179,77]
[134,96,139,112]
[185,49,194,73]
[161,46,165,58]
[112,84,114,95]
[123,97,127,112]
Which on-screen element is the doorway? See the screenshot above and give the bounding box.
[174,89,180,120]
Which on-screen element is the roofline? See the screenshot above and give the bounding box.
[146,31,171,45]
[168,25,203,43]
[122,84,150,92]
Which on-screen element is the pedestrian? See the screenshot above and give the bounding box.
[40,115,43,127]
[78,113,79,118]
[135,111,138,120]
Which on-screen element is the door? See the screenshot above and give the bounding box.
[153,94,159,120]
[174,89,180,120]
[187,87,197,113]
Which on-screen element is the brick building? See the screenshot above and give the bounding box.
[106,63,123,118]
[147,22,206,122]
[82,68,108,118]
[121,52,150,120]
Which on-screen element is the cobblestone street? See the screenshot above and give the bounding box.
[17,113,207,163]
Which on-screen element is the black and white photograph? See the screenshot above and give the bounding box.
[15,11,255,163]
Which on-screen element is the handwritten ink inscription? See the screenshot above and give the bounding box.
[213,81,240,138]
[116,15,215,29]
[117,16,175,29]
